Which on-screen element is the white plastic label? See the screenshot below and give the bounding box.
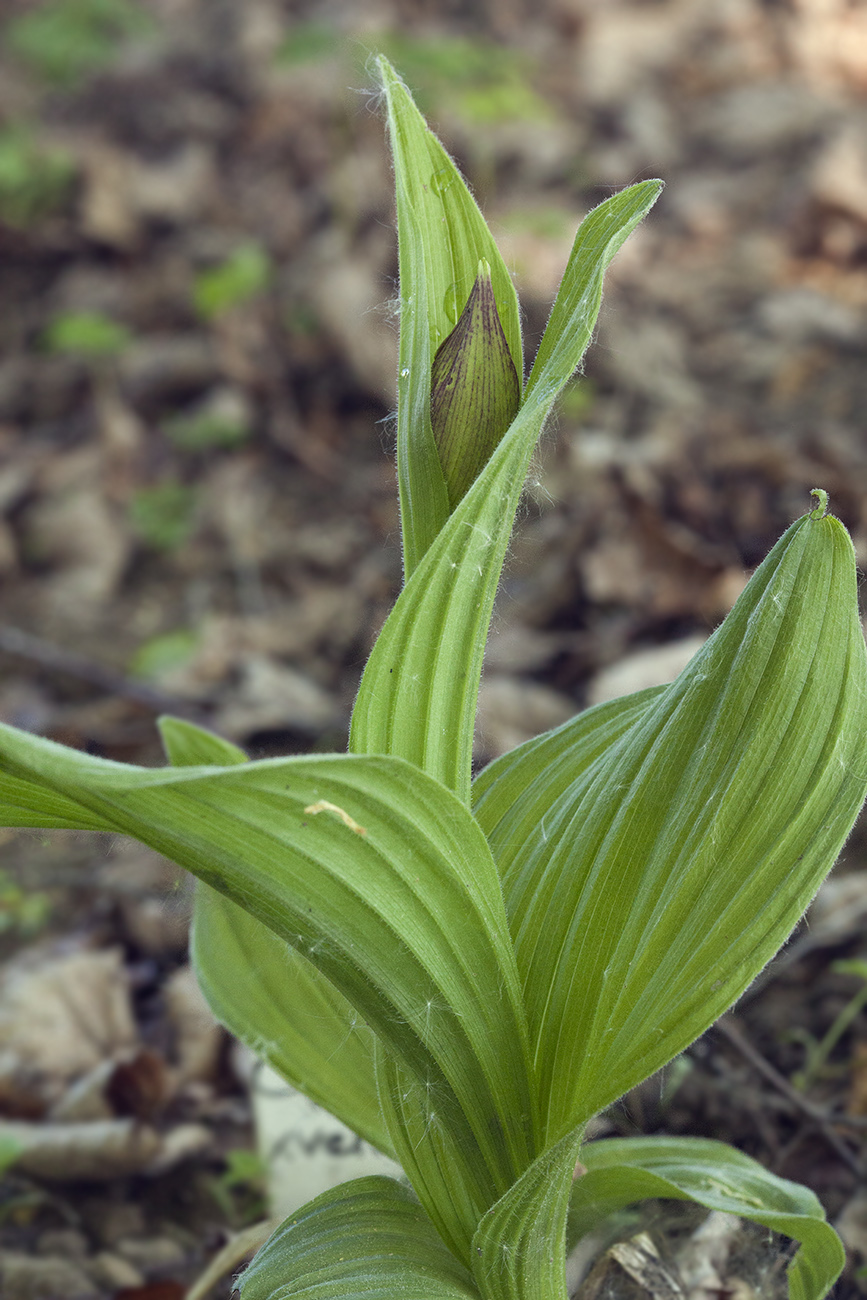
[250,1059,402,1217]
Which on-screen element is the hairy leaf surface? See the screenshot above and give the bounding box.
[473,686,665,879]
[239,1176,480,1300]
[471,1129,584,1300]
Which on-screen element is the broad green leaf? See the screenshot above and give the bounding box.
[378,55,522,575]
[0,726,535,1219]
[572,1137,845,1300]
[239,1175,480,1300]
[473,686,666,878]
[0,769,110,831]
[350,181,661,803]
[505,506,867,1139]
[157,718,392,1157]
[525,179,663,403]
[471,1128,584,1300]
[192,886,392,1157]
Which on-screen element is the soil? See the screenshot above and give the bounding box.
[1,1,867,1297]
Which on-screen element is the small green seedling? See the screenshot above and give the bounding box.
[128,627,199,683]
[128,482,197,552]
[43,310,132,359]
[0,868,52,938]
[0,126,74,229]
[192,243,271,321]
[4,0,153,88]
[0,60,864,1299]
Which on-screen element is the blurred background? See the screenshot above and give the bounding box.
[1,1,867,1296]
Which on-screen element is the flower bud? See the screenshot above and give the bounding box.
[430,261,520,508]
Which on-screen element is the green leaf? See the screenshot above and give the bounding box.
[572,1137,845,1300]
[473,686,666,880]
[238,1176,480,1300]
[158,718,392,1157]
[351,179,661,801]
[525,179,663,403]
[0,1135,22,1175]
[430,261,521,509]
[0,769,110,831]
[0,726,536,1235]
[471,1128,584,1300]
[504,507,867,1140]
[192,885,393,1157]
[158,715,248,768]
[375,1049,496,1260]
[43,310,131,358]
[377,55,522,575]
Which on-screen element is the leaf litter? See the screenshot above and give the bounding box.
[1,0,867,1295]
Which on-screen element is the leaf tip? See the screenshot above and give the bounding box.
[809,488,829,521]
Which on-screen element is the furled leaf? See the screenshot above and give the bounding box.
[0,726,535,1232]
[471,1129,584,1300]
[239,1175,481,1300]
[525,179,663,403]
[430,260,520,509]
[501,504,867,1140]
[351,181,662,801]
[378,55,522,576]
[572,1137,845,1300]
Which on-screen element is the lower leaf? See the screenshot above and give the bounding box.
[0,723,536,1225]
[238,1175,481,1300]
[193,885,392,1156]
[572,1136,845,1300]
[160,718,391,1155]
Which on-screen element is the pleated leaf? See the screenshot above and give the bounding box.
[375,1048,498,1261]
[193,888,390,1156]
[378,55,522,576]
[0,725,535,1221]
[157,717,391,1156]
[239,1176,480,1300]
[499,504,867,1141]
[0,768,110,830]
[351,181,663,801]
[572,1137,845,1300]
[471,1128,584,1300]
[473,686,665,880]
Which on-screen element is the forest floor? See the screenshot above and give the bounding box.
[1,1,867,1296]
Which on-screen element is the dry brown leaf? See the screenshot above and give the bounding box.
[0,946,137,1113]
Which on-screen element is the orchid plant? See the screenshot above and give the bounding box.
[1,59,864,1300]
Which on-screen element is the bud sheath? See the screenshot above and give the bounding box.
[430,261,520,509]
